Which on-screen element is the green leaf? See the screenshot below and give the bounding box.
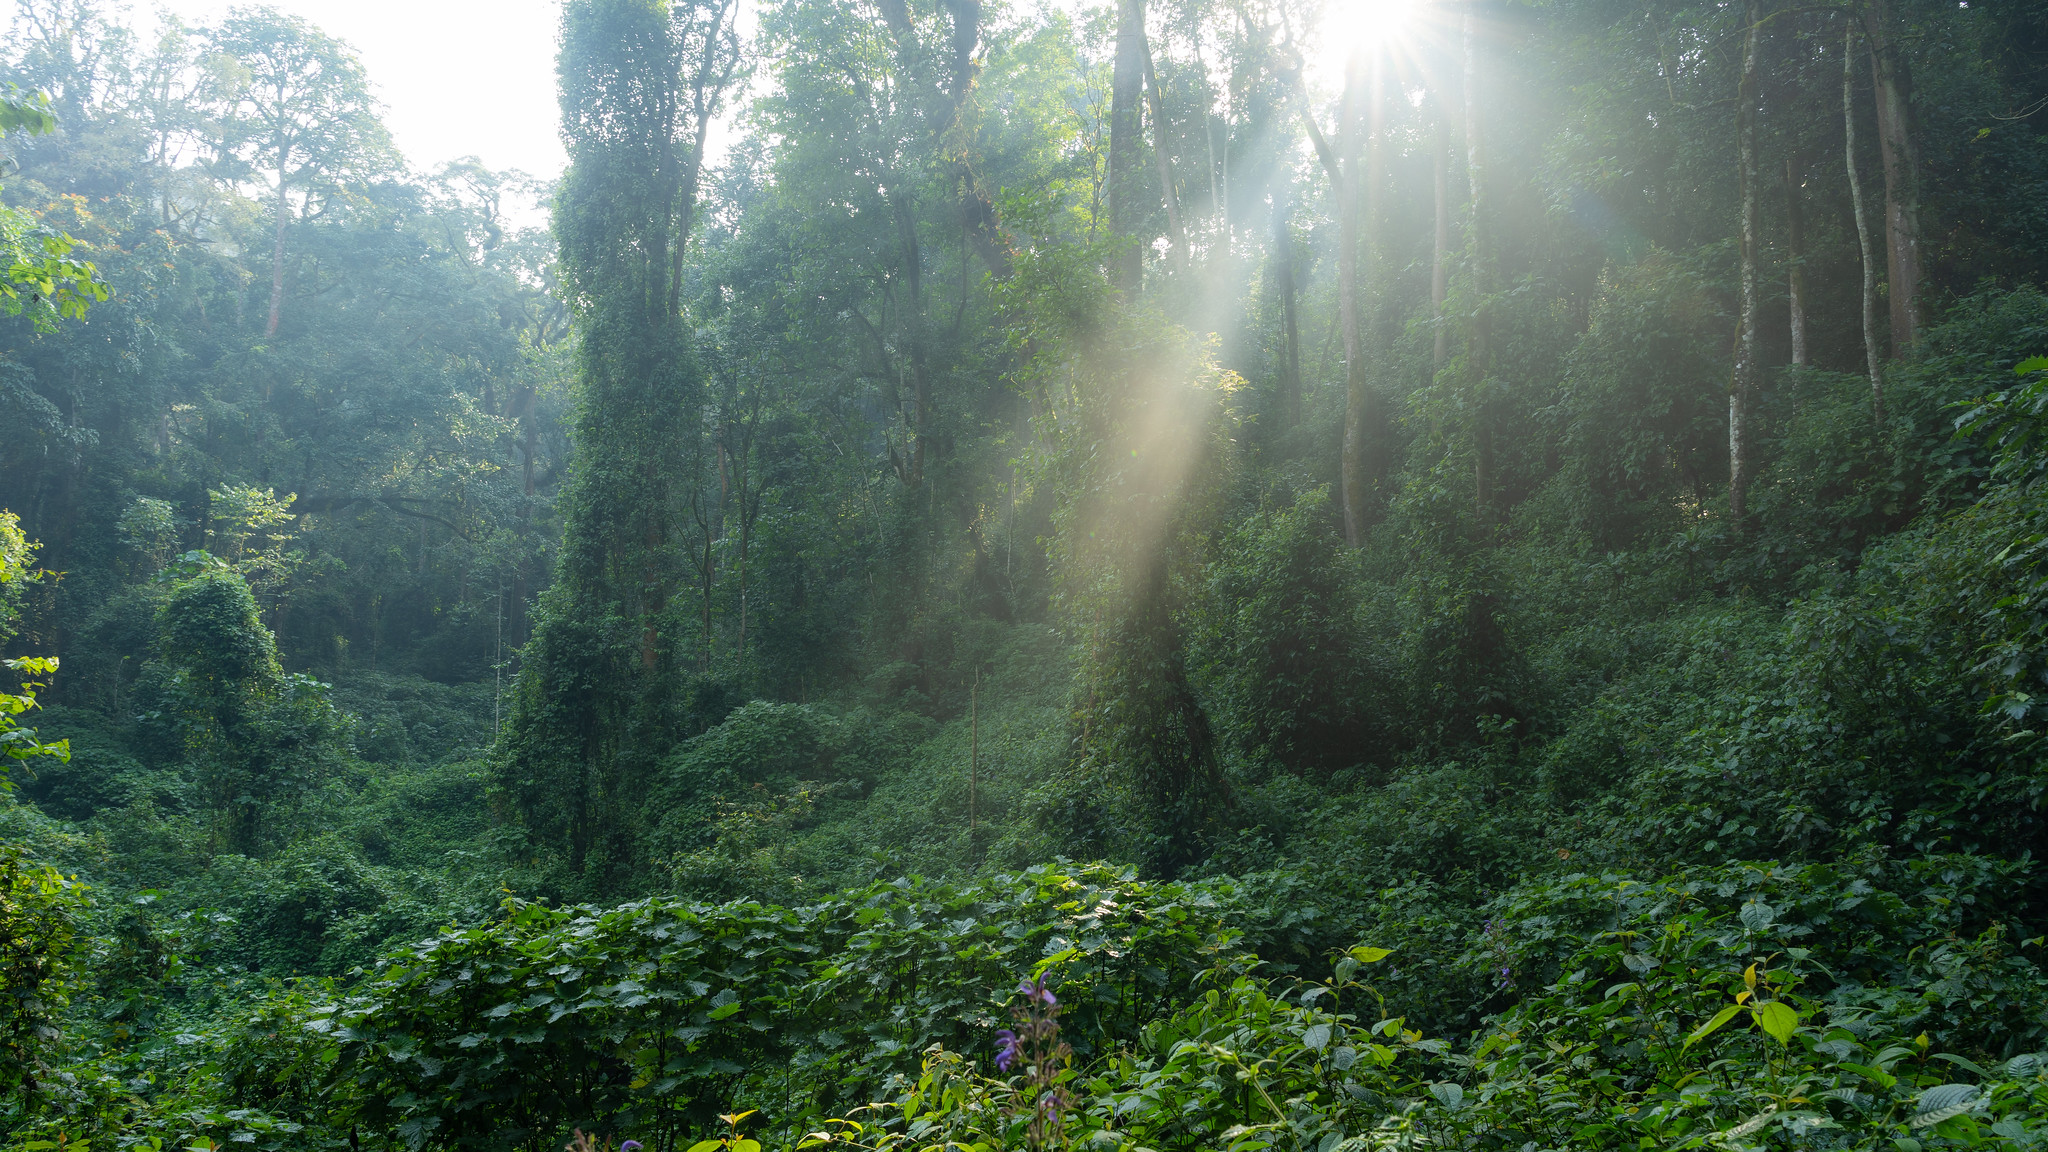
[1348,946,1392,963]
[1684,1004,1742,1050]
[684,1141,722,1152]
[1933,1053,1991,1077]
[1839,1062,1897,1090]
[1302,1023,1331,1051]
[1755,1000,1798,1045]
[1724,1106,1777,1139]
[2015,356,2048,376]
[1914,1084,1979,1116]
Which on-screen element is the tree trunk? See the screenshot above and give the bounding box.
[266,174,288,336]
[1866,0,1920,355]
[1784,152,1808,366]
[1433,105,1450,372]
[1730,0,1761,525]
[892,194,931,486]
[516,399,537,644]
[1844,24,1886,420]
[1277,210,1302,429]
[1327,53,1368,546]
[1358,47,1387,515]
[1464,9,1494,523]
[1142,34,1185,272]
[1109,0,1146,293]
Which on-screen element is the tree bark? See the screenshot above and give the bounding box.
[1433,105,1450,372]
[1358,47,1387,516]
[1109,0,1146,293]
[516,393,537,644]
[1307,52,1369,545]
[266,173,287,336]
[1844,24,1886,420]
[1866,0,1920,354]
[1141,34,1185,272]
[1784,152,1808,367]
[1730,0,1761,525]
[1277,212,1302,429]
[672,0,742,315]
[1463,8,1494,523]
[893,194,930,487]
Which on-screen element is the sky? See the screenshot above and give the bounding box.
[152,0,570,184]
[136,0,1366,226]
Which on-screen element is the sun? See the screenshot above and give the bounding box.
[1301,0,1433,95]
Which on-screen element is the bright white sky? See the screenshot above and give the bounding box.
[150,0,571,185]
[136,0,1366,225]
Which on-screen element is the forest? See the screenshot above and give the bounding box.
[1,0,2046,1146]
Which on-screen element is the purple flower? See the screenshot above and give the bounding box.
[621,1143,642,1151]
[995,1028,1021,1071]
[1018,975,1056,1006]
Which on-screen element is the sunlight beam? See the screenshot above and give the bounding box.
[1303,0,1427,94]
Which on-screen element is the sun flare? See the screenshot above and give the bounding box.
[1304,0,1428,85]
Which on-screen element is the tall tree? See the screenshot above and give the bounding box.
[1784,153,1808,366]
[1109,0,1146,292]
[1865,0,1920,354]
[209,11,390,336]
[1273,204,1302,428]
[1432,100,1450,372]
[1844,23,1886,419]
[1730,0,1762,523]
[496,0,743,890]
[1142,32,1184,272]
[1306,51,1368,543]
[1463,6,1495,522]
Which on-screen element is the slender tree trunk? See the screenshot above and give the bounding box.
[515,403,537,643]
[1784,152,1809,366]
[698,500,715,670]
[968,670,979,843]
[1866,0,1920,354]
[1277,210,1302,429]
[1844,25,1886,419]
[892,195,931,486]
[1433,106,1451,372]
[1109,0,1146,293]
[671,1,738,313]
[1464,8,1494,523]
[1730,0,1761,525]
[266,174,288,336]
[1142,34,1185,272]
[1200,41,1220,226]
[1358,47,1387,511]
[1323,52,1368,546]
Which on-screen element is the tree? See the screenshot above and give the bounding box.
[1462,5,1495,524]
[1108,0,1145,292]
[207,10,391,336]
[1783,153,1808,367]
[1729,0,1761,524]
[1864,0,1920,354]
[145,558,342,852]
[1843,23,1885,419]
[1304,50,1371,544]
[1142,30,1184,273]
[0,84,104,330]
[495,0,743,891]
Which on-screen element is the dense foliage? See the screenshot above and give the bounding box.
[2,0,2047,1147]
